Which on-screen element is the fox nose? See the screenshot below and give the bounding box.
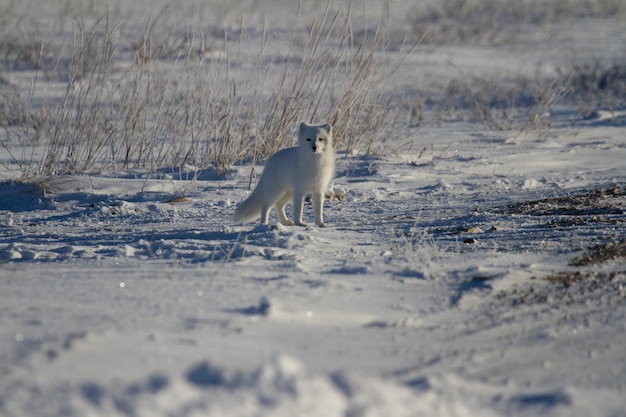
[312,145,317,152]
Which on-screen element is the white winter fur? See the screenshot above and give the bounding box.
[234,122,335,227]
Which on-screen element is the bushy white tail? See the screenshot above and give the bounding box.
[233,187,263,223]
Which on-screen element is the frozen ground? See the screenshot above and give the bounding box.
[1,1,625,416]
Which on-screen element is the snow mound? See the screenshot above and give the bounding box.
[3,356,496,417]
[0,180,52,212]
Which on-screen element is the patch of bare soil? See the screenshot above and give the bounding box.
[496,237,626,307]
[466,207,626,328]
[498,270,626,307]
[571,240,626,266]
[502,185,625,218]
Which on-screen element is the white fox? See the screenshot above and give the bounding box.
[234,122,335,227]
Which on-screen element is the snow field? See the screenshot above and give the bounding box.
[1,1,626,416]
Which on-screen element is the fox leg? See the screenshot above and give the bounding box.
[312,192,326,227]
[293,190,306,226]
[276,192,294,226]
[260,203,272,224]
[259,186,287,225]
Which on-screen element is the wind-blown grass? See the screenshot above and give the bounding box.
[1,0,623,178]
[1,3,407,177]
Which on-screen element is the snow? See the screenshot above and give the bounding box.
[1,1,626,416]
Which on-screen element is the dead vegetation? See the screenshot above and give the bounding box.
[407,0,626,46]
[502,270,625,307]
[501,186,625,217]
[491,186,626,307]
[571,241,626,267]
[1,3,407,177]
[1,0,625,177]
[560,63,626,118]
[431,60,626,132]
[500,244,625,307]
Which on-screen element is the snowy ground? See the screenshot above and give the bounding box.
[1,1,626,416]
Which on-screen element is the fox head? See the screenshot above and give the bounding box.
[298,122,333,154]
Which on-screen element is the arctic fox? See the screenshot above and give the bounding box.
[234,122,335,227]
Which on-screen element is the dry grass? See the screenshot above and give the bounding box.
[403,0,626,128]
[407,0,626,46]
[426,59,626,131]
[1,0,625,177]
[1,2,409,177]
[559,63,626,118]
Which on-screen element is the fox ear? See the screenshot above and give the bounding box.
[299,122,309,133]
[321,123,332,135]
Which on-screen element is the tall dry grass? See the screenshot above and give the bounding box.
[2,0,624,178]
[1,2,408,177]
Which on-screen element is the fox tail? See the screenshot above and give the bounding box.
[233,187,263,223]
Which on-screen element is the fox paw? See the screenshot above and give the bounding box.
[280,220,295,226]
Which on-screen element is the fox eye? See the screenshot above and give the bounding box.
[318,137,324,141]
[306,138,312,141]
